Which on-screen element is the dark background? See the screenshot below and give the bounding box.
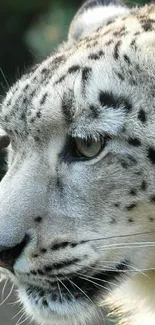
[0,0,146,95]
[0,0,149,324]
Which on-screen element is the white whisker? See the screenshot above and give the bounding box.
[79,275,112,293]
[0,281,14,306]
[56,277,63,303]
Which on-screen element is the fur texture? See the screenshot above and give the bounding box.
[0,1,155,324]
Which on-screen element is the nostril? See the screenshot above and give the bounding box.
[0,234,30,272]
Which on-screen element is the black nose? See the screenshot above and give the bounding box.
[0,234,30,273]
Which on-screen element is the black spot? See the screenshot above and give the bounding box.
[126,203,137,210]
[62,91,74,123]
[88,53,100,60]
[31,270,37,275]
[129,189,137,196]
[138,109,146,123]
[23,84,29,91]
[6,99,12,107]
[33,76,37,82]
[68,65,80,74]
[82,67,92,84]
[102,29,111,36]
[130,38,136,47]
[114,40,121,60]
[89,105,99,118]
[142,22,152,32]
[114,203,120,207]
[52,55,65,65]
[20,112,26,120]
[40,92,48,105]
[99,91,132,111]
[124,54,131,64]
[128,138,141,146]
[88,50,104,60]
[38,270,45,275]
[115,71,125,81]
[149,216,154,222]
[70,242,78,248]
[30,90,36,98]
[41,68,50,75]
[44,266,52,272]
[33,254,39,258]
[34,136,40,142]
[40,248,47,254]
[4,115,9,122]
[23,97,28,105]
[121,161,128,169]
[56,174,64,193]
[42,300,48,306]
[37,290,45,297]
[51,242,70,250]
[54,75,66,85]
[128,218,134,223]
[141,180,147,191]
[34,216,42,223]
[36,111,41,118]
[129,78,137,86]
[148,147,155,164]
[53,258,80,270]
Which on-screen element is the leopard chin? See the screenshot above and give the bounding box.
[18,285,105,325]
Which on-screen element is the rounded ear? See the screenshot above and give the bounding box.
[68,0,129,44]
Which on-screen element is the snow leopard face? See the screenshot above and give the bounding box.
[0,1,155,325]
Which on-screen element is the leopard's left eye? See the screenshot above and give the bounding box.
[74,137,104,159]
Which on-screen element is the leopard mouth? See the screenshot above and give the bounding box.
[25,262,128,308]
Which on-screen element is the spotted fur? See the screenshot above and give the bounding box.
[1,1,155,325]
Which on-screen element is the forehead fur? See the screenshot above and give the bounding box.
[1,4,155,142]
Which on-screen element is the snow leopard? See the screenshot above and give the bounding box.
[0,0,155,324]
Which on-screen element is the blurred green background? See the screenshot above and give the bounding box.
[0,0,148,95]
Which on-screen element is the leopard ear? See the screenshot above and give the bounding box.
[68,0,129,44]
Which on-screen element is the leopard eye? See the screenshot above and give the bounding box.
[75,137,104,158]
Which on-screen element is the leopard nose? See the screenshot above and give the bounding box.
[0,234,30,273]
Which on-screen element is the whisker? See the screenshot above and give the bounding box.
[97,241,155,250]
[15,312,25,325]
[84,231,155,243]
[17,314,30,325]
[0,66,10,90]
[78,262,155,275]
[12,307,25,320]
[0,281,14,306]
[8,297,21,306]
[79,275,112,293]
[1,278,8,302]
[57,276,75,300]
[56,277,63,303]
[77,271,118,288]
[66,276,93,305]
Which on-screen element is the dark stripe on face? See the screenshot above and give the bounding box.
[82,67,92,93]
[68,65,81,74]
[114,40,121,60]
[99,91,132,111]
[62,90,74,123]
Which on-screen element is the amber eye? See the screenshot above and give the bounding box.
[75,137,104,159]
